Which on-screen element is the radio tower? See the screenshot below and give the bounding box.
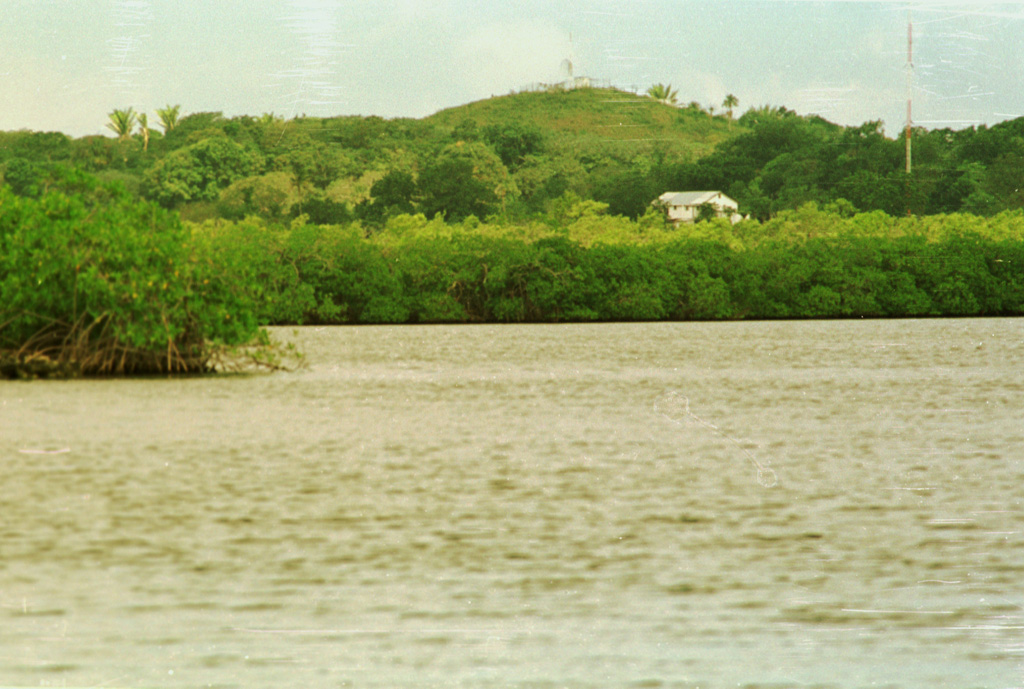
[905,10,913,174]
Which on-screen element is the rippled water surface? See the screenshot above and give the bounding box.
[2,320,1023,689]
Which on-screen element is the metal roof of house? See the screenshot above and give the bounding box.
[657,191,724,207]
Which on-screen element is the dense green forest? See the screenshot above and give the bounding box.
[3,86,1024,375]
[0,88,740,225]
[4,86,1024,223]
[189,209,1024,325]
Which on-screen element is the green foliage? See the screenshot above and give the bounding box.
[15,87,1024,230]
[11,92,1024,379]
[428,87,737,166]
[273,134,354,191]
[696,203,719,223]
[143,136,264,207]
[156,104,182,134]
[2,158,47,196]
[357,169,417,225]
[482,123,544,170]
[722,94,739,119]
[591,166,658,219]
[186,206,1024,327]
[298,196,353,225]
[195,216,404,325]
[217,171,296,221]
[417,142,515,221]
[587,244,670,320]
[511,154,585,212]
[162,111,226,147]
[0,130,72,163]
[7,87,747,227]
[0,173,264,375]
[7,93,1024,345]
[647,83,679,105]
[452,118,480,142]
[106,107,137,140]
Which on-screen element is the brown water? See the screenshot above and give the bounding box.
[2,319,1023,689]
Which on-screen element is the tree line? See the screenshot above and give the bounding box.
[3,171,1022,377]
[196,204,1024,326]
[10,86,1023,230]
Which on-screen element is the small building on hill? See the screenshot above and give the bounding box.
[654,191,744,224]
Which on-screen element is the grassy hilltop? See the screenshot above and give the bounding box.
[427,86,739,157]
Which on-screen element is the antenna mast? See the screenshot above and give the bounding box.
[905,10,913,174]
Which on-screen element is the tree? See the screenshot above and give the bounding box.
[156,104,181,134]
[371,170,417,211]
[452,118,479,142]
[281,148,314,214]
[0,173,265,375]
[137,113,150,152]
[734,179,772,221]
[217,172,295,220]
[511,155,585,212]
[356,170,418,225]
[1,131,71,162]
[106,108,137,141]
[482,123,544,171]
[258,112,284,127]
[592,166,656,219]
[298,196,352,225]
[274,135,354,193]
[646,83,678,105]
[722,94,739,120]
[167,111,224,141]
[417,142,516,221]
[2,158,45,197]
[143,137,264,207]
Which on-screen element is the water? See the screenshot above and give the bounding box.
[2,319,1023,689]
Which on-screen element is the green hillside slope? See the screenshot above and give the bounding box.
[427,86,742,160]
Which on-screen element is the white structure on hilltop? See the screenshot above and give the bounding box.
[654,191,745,224]
[559,34,592,90]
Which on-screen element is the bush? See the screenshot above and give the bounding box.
[0,172,266,376]
[152,207,1024,329]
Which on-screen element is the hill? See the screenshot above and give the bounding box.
[426,86,742,162]
[7,84,1024,223]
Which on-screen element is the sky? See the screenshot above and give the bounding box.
[2,0,1023,138]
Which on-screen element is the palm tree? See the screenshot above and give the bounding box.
[722,94,739,120]
[258,112,284,126]
[106,107,137,140]
[646,83,678,105]
[137,113,150,151]
[156,104,181,134]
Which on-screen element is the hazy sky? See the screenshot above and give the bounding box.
[3,0,1023,138]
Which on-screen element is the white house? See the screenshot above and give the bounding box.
[654,191,745,224]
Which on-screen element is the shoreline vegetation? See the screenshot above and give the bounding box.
[199,205,1024,327]
[0,173,296,379]
[3,87,1024,377]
